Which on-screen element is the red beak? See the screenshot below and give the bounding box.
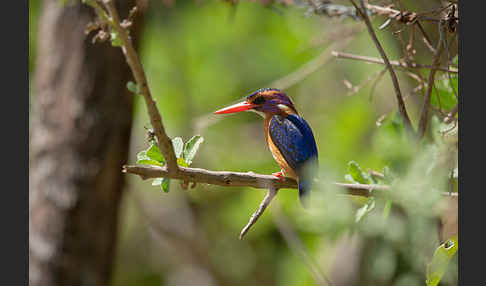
[214,101,255,114]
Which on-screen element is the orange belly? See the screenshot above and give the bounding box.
[264,116,298,179]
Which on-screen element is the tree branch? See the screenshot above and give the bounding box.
[87,0,179,172]
[350,0,415,137]
[418,20,446,139]
[239,187,278,240]
[444,104,458,124]
[122,164,457,197]
[332,51,457,73]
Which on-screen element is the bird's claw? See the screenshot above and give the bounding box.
[272,171,285,181]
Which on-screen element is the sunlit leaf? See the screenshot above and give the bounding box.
[431,74,458,111]
[126,81,139,94]
[348,161,371,184]
[355,197,375,222]
[161,178,170,193]
[345,174,356,184]
[172,137,184,158]
[426,236,458,286]
[152,178,163,186]
[382,200,392,219]
[183,135,204,165]
[146,144,165,163]
[177,157,189,167]
[110,31,122,47]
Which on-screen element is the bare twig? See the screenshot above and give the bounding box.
[369,67,387,101]
[344,68,386,96]
[310,2,445,24]
[350,0,415,137]
[444,104,458,124]
[269,33,356,90]
[87,0,179,172]
[418,20,446,139]
[332,51,457,73]
[416,21,437,53]
[239,187,278,240]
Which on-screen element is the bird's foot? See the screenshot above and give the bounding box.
[272,171,285,181]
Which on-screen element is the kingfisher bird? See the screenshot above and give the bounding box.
[214,88,318,207]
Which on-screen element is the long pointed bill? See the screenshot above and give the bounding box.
[214,101,255,114]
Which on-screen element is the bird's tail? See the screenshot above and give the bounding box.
[298,178,312,208]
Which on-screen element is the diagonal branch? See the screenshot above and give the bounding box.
[88,0,179,172]
[418,20,446,139]
[239,187,278,240]
[350,0,415,137]
[332,51,457,73]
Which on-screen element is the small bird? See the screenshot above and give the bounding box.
[214,88,318,207]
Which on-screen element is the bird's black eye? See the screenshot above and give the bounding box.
[253,96,266,105]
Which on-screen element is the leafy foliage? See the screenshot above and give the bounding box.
[136,135,204,192]
[426,236,458,286]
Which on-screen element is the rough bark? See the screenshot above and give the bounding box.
[29,1,143,285]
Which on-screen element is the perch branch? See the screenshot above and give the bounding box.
[332,51,457,73]
[350,0,415,137]
[239,187,278,240]
[122,164,457,198]
[89,0,179,172]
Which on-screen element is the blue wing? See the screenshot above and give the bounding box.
[269,114,318,206]
[269,114,318,175]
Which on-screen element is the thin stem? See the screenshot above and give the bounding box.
[350,0,415,137]
[101,0,179,172]
[418,20,446,139]
[332,51,457,73]
[239,187,278,240]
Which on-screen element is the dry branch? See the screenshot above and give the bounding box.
[94,0,179,172]
[332,51,457,73]
[123,164,457,198]
[350,0,415,137]
[418,20,446,139]
[239,187,278,240]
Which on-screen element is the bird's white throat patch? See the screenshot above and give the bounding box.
[249,109,265,118]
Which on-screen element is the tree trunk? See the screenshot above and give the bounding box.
[29,1,143,285]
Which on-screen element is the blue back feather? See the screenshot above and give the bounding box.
[269,114,318,206]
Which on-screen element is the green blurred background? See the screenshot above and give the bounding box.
[29,1,458,285]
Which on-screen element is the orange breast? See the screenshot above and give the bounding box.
[264,115,298,179]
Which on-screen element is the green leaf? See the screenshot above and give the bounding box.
[126,81,139,94]
[382,200,392,220]
[348,161,371,184]
[431,75,458,111]
[152,178,163,186]
[426,236,458,286]
[172,137,184,158]
[177,157,189,167]
[146,144,165,163]
[183,135,204,165]
[137,148,163,166]
[151,178,170,192]
[138,159,163,166]
[110,31,122,47]
[161,178,170,193]
[355,197,375,222]
[344,174,356,184]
